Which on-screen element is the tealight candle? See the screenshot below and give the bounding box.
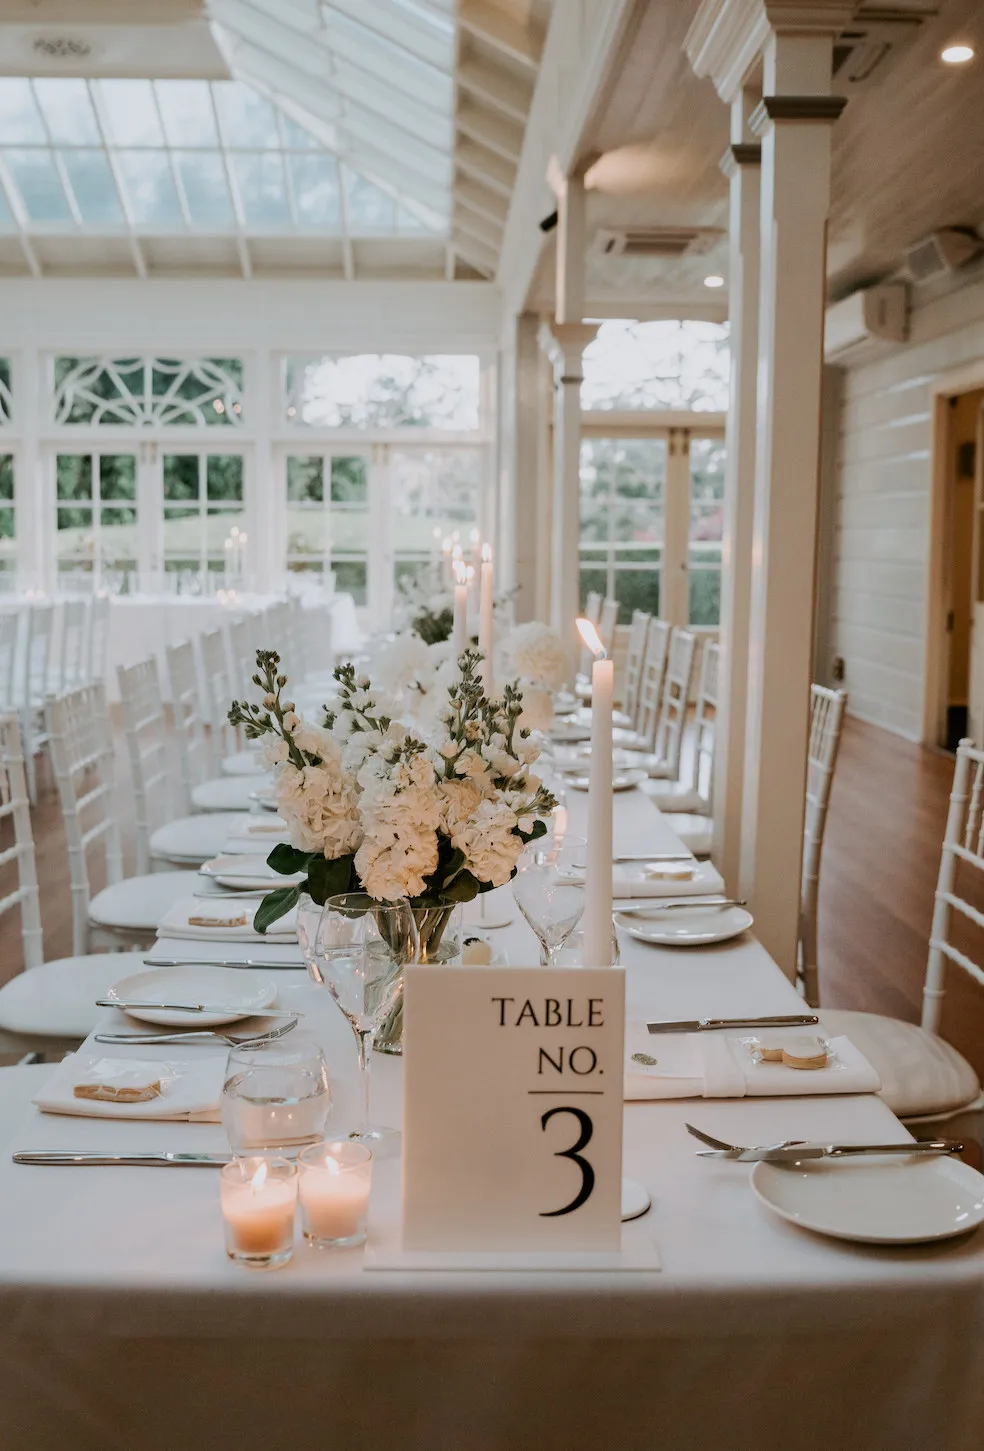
[298,1140,373,1248]
[220,1156,297,1269]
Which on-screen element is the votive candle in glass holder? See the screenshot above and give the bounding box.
[298,1140,373,1249]
[220,1156,297,1269]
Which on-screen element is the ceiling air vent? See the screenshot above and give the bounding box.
[904,228,984,283]
[593,227,723,260]
[831,7,934,91]
[32,36,92,59]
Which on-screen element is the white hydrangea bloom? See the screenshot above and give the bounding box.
[451,798,524,887]
[504,622,569,690]
[373,632,431,695]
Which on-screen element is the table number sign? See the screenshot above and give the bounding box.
[402,965,625,1252]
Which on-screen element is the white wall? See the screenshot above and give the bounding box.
[827,274,984,742]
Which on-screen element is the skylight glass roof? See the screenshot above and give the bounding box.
[0,68,449,240]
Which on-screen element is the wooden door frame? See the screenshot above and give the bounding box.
[925,359,984,746]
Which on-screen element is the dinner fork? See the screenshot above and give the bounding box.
[685,1122,964,1161]
[93,1019,298,1048]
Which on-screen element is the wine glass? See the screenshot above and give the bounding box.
[306,893,418,1145]
[221,1032,331,1158]
[511,832,586,967]
[555,925,621,967]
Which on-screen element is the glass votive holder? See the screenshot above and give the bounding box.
[298,1140,373,1249]
[220,1156,297,1269]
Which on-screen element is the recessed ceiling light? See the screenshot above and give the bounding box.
[941,44,974,64]
[703,275,725,288]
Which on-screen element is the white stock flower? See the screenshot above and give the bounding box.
[373,632,431,695]
[261,737,290,768]
[505,622,569,691]
[516,682,554,734]
[274,752,362,858]
[451,798,522,887]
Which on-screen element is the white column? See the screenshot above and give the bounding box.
[249,347,276,594]
[712,97,761,893]
[15,345,45,593]
[663,427,692,628]
[739,32,846,978]
[538,320,598,656]
[500,313,542,620]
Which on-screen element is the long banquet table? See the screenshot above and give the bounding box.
[2,790,984,1450]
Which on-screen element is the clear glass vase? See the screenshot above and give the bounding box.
[373,903,462,1055]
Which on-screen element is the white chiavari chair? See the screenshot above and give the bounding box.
[796,685,848,1005]
[86,593,111,685]
[597,597,619,655]
[174,634,270,812]
[119,657,251,869]
[0,712,149,1054]
[200,626,240,771]
[821,736,984,1141]
[613,619,671,753]
[613,610,650,729]
[46,683,199,954]
[168,636,263,785]
[635,627,697,783]
[0,611,19,710]
[229,613,257,684]
[646,641,720,811]
[50,598,89,694]
[18,602,55,803]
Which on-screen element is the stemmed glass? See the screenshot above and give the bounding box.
[511,832,586,967]
[297,892,417,1145]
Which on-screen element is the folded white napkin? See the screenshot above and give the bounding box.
[222,818,291,855]
[564,862,722,898]
[624,1023,881,1100]
[34,1053,224,1121]
[156,898,298,943]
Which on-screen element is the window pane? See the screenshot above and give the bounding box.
[0,507,14,540]
[207,455,243,502]
[156,81,219,147]
[34,79,100,145]
[579,566,607,610]
[332,558,367,606]
[214,82,279,149]
[615,568,660,622]
[690,436,726,548]
[116,151,183,226]
[689,569,721,627]
[57,506,92,531]
[175,152,233,226]
[164,505,200,521]
[330,455,367,504]
[100,505,137,528]
[99,455,136,500]
[580,439,665,549]
[98,81,165,147]
[291,153,340,227]
[286,354,480,430]
[0,80,46,142]
[57,455,92,502]
[0,456,12,501]
[288,513,329,556]
[163,455,200,502]
[287,456,323,503]
[5,150,71,223]
[61,150,123,225]
[206,509,245,554]
[232,152,290,226]
[582,320,730,412]
[344,171,395,233]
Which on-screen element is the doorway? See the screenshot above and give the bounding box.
[941,387,984,749]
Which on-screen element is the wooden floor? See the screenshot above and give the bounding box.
[4,713,984,1079]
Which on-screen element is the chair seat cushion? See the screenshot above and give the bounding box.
[222,750,268,777]
[0,952,148,1039]
[820,1009,981,1117]
[666,813,714,857]
[151,812,251,863]
[641,782,708,813]
[89,872,199,931]
[192,775,271,812]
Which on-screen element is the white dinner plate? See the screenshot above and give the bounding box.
[616,903,753,946]
[105,966,279,1027]
[564,768,648,793]
[249,792,280,812]
[200,853,305,892]
[751,1154,984,1245]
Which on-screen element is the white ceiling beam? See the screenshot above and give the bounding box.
[453,205,502,252]
[324,0,455,75]
[452,228,498,276]
[128,236,149,280]
[457,57,533,124]
[235,237,253,279]
[458,0,542,74]
[456,100,523,164]
[456,138,516,198]
[455,175,509,226]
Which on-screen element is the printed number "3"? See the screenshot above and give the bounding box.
[539,1106,595,1217]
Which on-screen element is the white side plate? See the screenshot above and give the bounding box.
[751,1154,984,1244]
[106,966,278,1027]
[565,769,648,793]
[616,904,753,946]
[200,852,305,892]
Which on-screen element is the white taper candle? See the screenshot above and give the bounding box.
[577,618,613,967]
[452,560,469,657]
[478,543,494,689]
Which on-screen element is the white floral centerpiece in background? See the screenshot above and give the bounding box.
[498,621,570,734]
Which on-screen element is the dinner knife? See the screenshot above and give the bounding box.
[96,998,301,1017]
[697,1139,963,1164]
[12,1150,233,1167]
[142,958,306,969]
[647,1013,820,1034]
[617,899,746,916]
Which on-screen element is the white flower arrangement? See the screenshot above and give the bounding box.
[230,649,557,930]
[501,621,569,692]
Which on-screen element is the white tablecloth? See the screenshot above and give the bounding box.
[1,794,983,1450]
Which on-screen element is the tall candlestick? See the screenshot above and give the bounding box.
[577,617,613,966]
[452,559,468,657]
[478,542,494,689]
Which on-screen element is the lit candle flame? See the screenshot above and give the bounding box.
[453,559,469,585]
[469,527,480,545]
[249,1159,269,1193]
[481,542,492,563]
[576,616,606,659]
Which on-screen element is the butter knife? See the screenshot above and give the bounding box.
[142,958,305,969]
[13,1150,232,1167]
[96,998,301,1017]
[697,1139,963,1164]
[648,1013,819,1034]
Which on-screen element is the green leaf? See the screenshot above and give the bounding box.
[516,818,548,845]
[307,853,357,906]
[267,843,315,876]
[253,885,301,935]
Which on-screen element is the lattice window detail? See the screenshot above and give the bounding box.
[52,356,244,427]
[0,360,11,426]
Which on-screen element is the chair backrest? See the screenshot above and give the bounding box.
[923,736,984,1032]
[578,592,602,677]
[201,626,237,764]
[46,683,122,956]
[652,627,697,778]
[0,611,20,709]
[634,619,672,750]
[229,614,256,687]
[117,657,172,875]
[24,603,54,703]
[58,599,89,692]
[798,684,848,1006]
[0,712,43,968]
[167,638,211,805]
[621,610,650,724]
[597,597,619,655]
[86,593,111,684]
[685,641,721,804]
